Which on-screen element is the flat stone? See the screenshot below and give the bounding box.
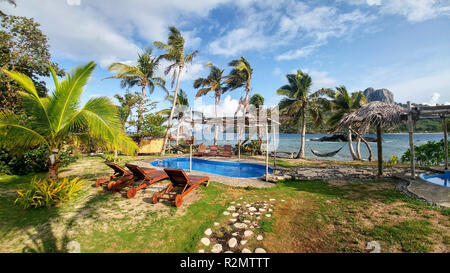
[229,218,237,222]
[257,235,263,241]
[255,212,261,215]
[198,249,205,253]
[255,248,267,253]
[244,230,253,237]
[242,248,251,253]
[227,206,236,211]
[211,244,222,253]
[204,228,212,236]
[232,213,239,217]
[230,201,235,204]
[214,222,219,226]
[259,208,266,212]
[228,238,237,248]
[269,198,276,201]
[233,222,248,229]
[232,232,238,236]
[243,220,251,223]
[265,214,271,218]
[223,211,230,216]
[248,207,257,211]
[224,251,233,253]
[240,240,248,245]
[201,237,210,246]
[269,208,273,212]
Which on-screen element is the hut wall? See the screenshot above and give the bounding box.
[139,138,164,154]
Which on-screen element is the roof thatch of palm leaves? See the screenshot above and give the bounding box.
[334,101,407,133]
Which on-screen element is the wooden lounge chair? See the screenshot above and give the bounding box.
[194,144,207,156]
[221,145,233,157]
[152,168,209,207]
[207,145,218,156]
[101,163,155,191]
[111,164,169,198]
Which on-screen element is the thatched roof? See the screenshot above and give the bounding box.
[334,101,407,134]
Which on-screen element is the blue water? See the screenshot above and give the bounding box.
[420,171,450,188]
[184,133,445,161]
[151,157,272,178]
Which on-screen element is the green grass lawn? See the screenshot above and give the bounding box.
[0,156,448,253]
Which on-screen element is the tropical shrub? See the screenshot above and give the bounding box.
[0,146,78,175]
[401,140,449,166]
[242,139,262,156]
[15,176,85,209]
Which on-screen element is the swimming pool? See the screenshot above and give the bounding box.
[419,171,450,188]
[151,157,272,178]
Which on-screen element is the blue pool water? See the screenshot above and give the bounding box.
[151,157,272,178]
[419,171,450,188]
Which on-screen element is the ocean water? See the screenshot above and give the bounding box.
[189,133,445,161]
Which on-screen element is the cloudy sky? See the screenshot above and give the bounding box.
[3,0,450,114]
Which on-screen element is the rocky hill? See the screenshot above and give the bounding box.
[363,87,394,104]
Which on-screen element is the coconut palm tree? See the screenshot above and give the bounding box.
[194,62,226,145]
[154,26,198,155]
[114,91,140,128]
[225,57,253,116]
[249,93,264,153]
[277,70,324,159]
[105,47,167,139]
[322,86,368,160]
[0,62,138,180]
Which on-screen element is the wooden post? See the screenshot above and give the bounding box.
[444,115,448,170]
[407,101,415,178]
[272,124,277,171]
[376,124,383,176]
[189,108,193,173]
[238,125,241,162]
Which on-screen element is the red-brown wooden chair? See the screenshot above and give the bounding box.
[96,163,134,187]
[206,145,219,156]
[152,168,209,207]
[194,144,207,156]
[111,164,169,198]
[221,145,233,157]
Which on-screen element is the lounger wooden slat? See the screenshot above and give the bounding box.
[96,162,136,188]
[206,145,218,156]
[221,145,233,157]
[194,144,207,156]
[152,168,209,207]
[117,164,169,198]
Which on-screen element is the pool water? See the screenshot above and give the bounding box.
[419,171,450,188]
[151,157,272,178]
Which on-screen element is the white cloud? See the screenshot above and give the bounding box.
[66,0,81,6]
[423,92,441,106]
[193,95,239,118]
[276,43,323,61]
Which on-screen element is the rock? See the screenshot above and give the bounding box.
[242,248,251,253]
[214,222,219,226]
[259,208,266,212]
[211,244,222,253]
[269,208,273,212]
[230,201,235,204]
[232,213,239,217]
[257,235,263,241]
[255,248,267,253]
[224,251,233,253]
[201,237,210,246]
[244,220,251,223]
[227,206,236,211]
[363,87,394,104]
[240,240,248,245]
[204,228,212,236]
[233,223,248,229]
[281,200,285,202]
[269,198,276,201]
[198,249,205,253]
[244,230,253,237]
[228,238,237,248]
[265,214,271,218]
[248,207,257,212]
[223,211,230,216]
[232,232,238,236]
[229,218,237,222]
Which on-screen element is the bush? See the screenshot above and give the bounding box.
[15,176,85,209]
[401,139,449,166]
[0,146,78,175]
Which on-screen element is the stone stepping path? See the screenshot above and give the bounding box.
[198,197,277,253]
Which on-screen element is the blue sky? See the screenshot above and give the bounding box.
[4,0,450,115]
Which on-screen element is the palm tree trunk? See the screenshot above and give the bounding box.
[161,66,182,156]
[48,149,59,181]
[176,123,180,146]
[137,85,146,140]
[376,124,383,176]
[214,95,219,145]
[296,108,306,159]
[349,127,373,161]
[348,127,358,160]
[113,149,118,159]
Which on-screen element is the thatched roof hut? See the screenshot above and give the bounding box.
[334,101,407,175]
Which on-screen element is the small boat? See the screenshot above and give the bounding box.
[311,146,344,157]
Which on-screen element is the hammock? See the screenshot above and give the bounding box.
[311,146,344,157]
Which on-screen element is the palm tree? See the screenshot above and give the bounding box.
[114,91,140,128]
[277,70,324,159]
[154,26,198,155]
[324,86,368,160]
[157,89,190,145]
[249,93,264,153]
[194,62,226,145]
[105,47,167,139]
[0,62,138,180]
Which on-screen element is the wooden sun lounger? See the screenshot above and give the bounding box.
[111,164,169,198]
[221,145,233,157]
[207,145,218,156]
[95,162,137,188]
[152,168,209,207]
[194,144,207,156]
[103,163,155,191]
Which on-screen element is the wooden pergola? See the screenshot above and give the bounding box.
[405,102,450,177]
[183,108,280,181]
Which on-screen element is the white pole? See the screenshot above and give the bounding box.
[407,102,415,178]
[190,107,193,173]
[265,124,269,182]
